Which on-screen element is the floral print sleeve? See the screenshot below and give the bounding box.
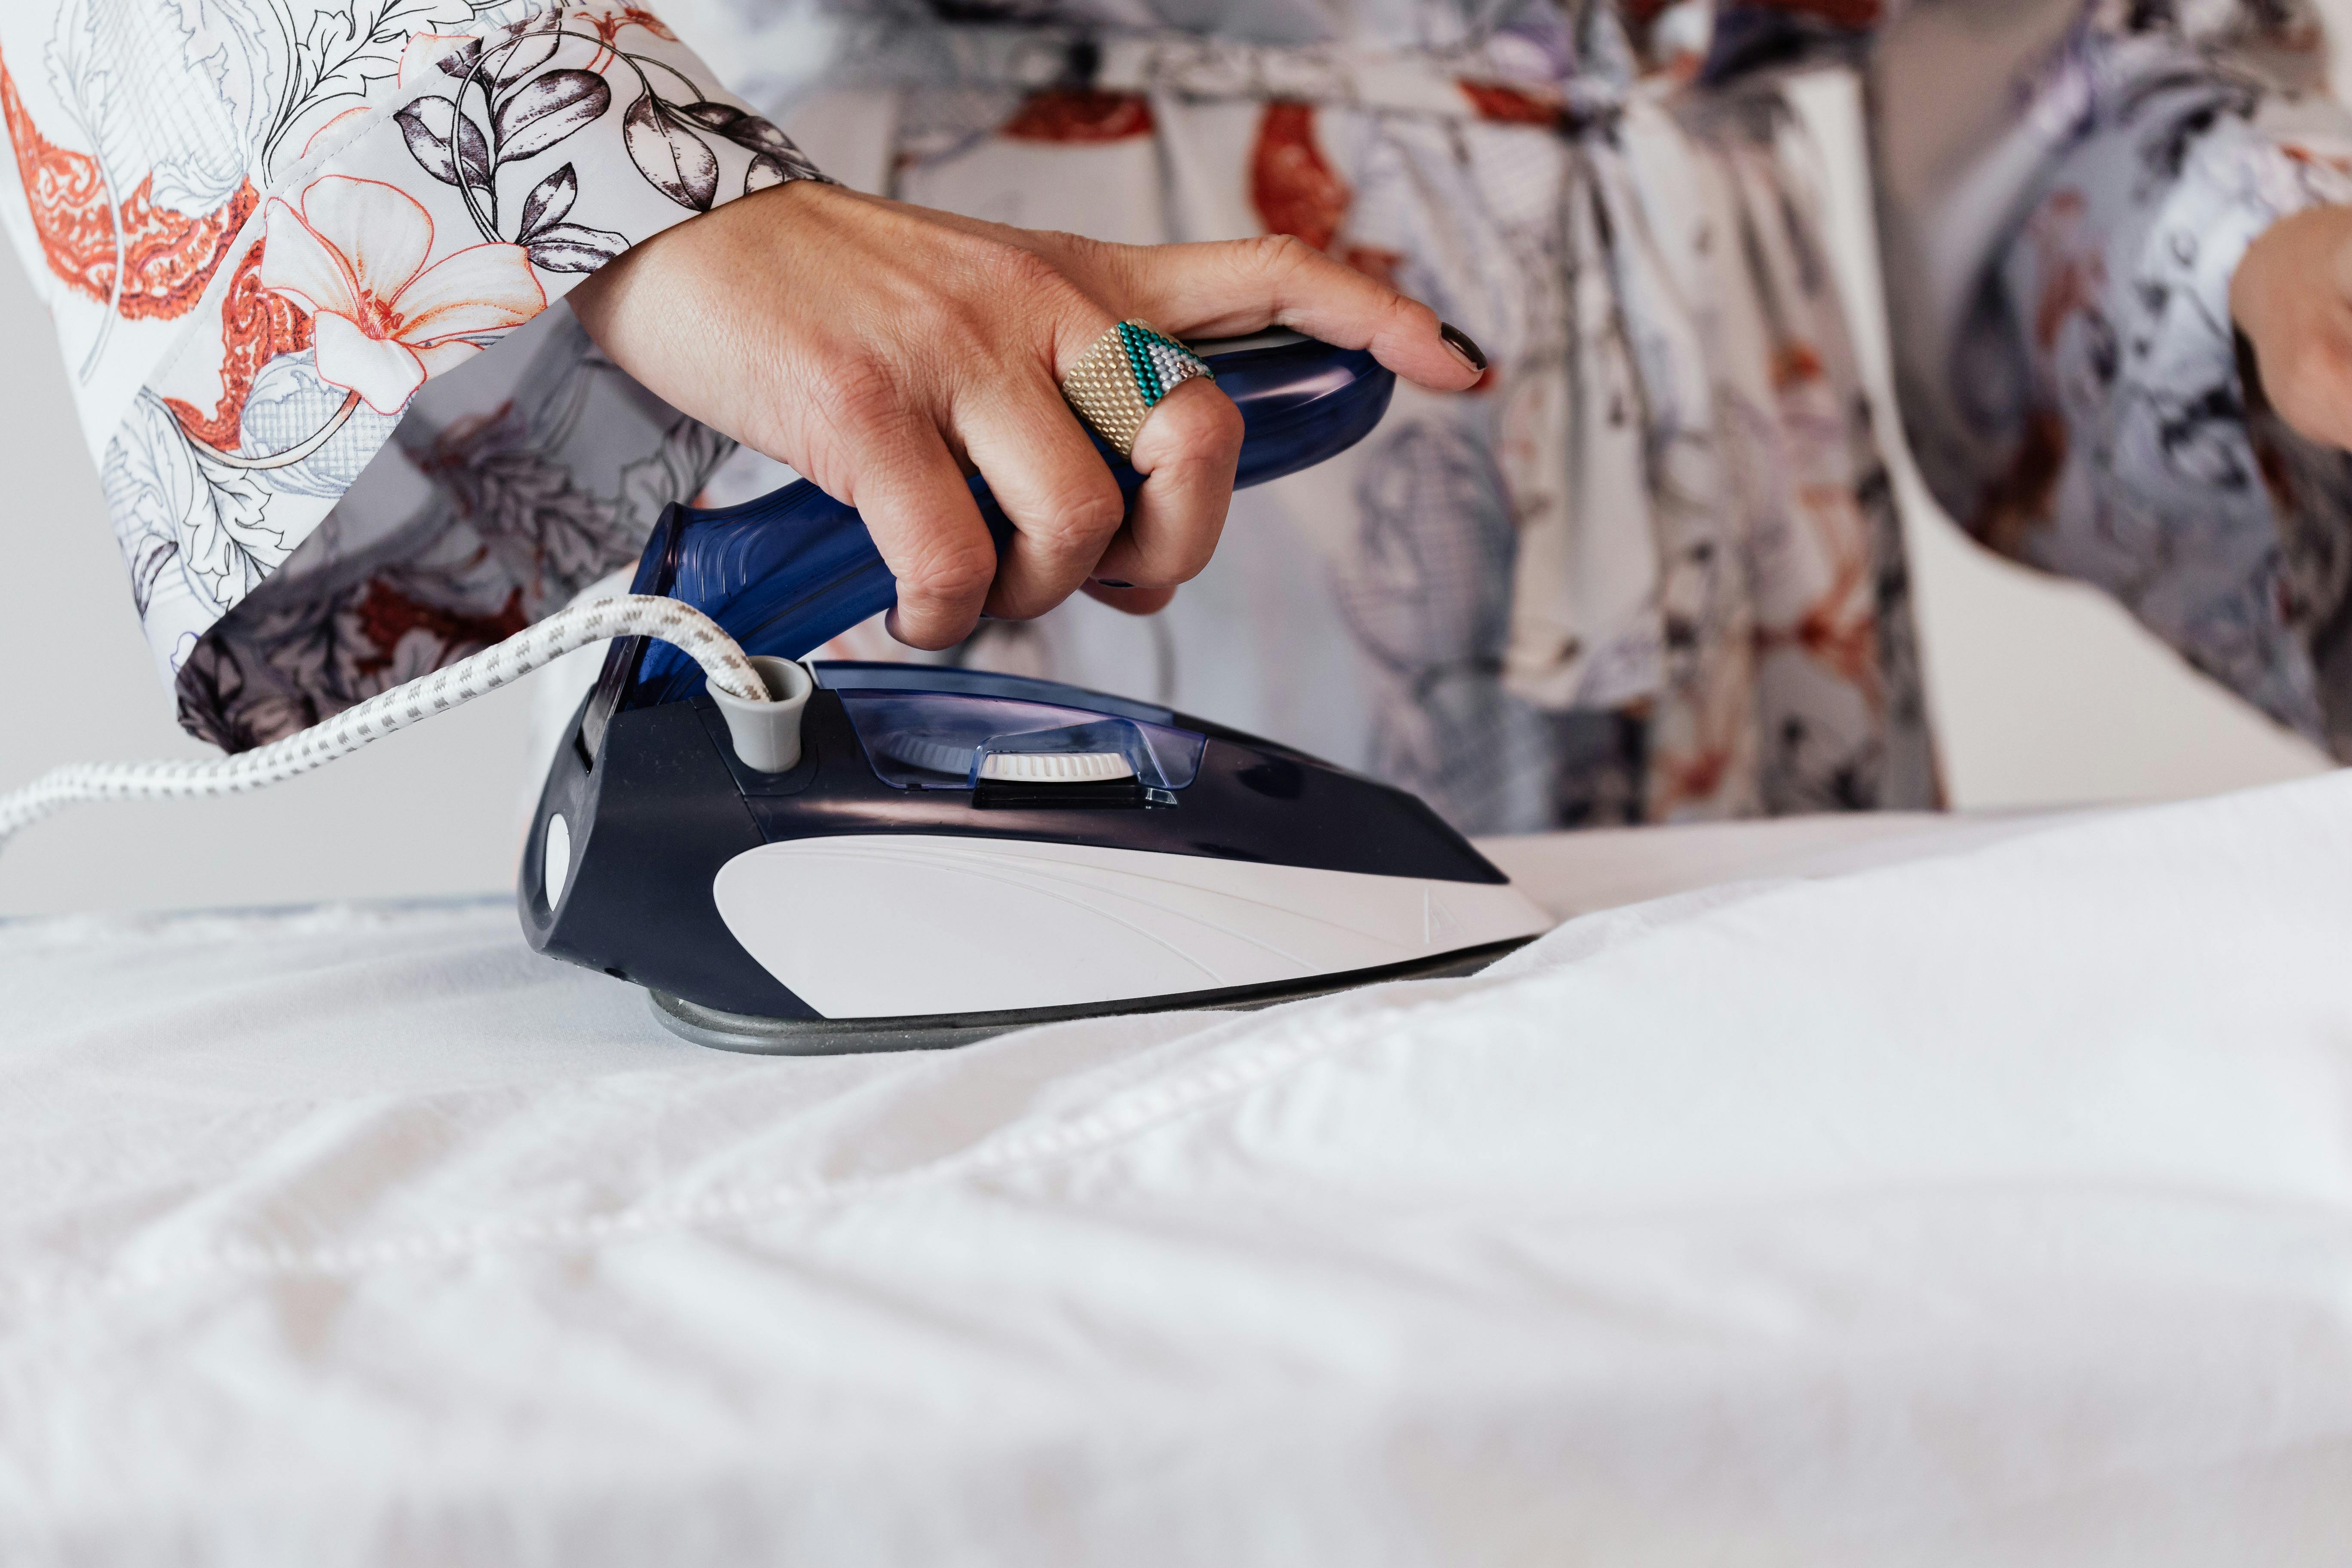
[1872,0,2352,751]
[0,0,823,746]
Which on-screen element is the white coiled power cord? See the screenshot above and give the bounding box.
[0,595,800,854]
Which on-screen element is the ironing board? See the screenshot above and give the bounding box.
[6,795,2352,1565]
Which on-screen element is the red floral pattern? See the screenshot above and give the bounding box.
[259,175,545,416]
[162,241,315,451]
[1458,82,1559,128]
[0,49,108,301]
[1769,341,1825,389]
[1753,497,1883,710]
[0,52,251,321]
[2023,190,2104,351]
[1250,102,1348,253]
[1001,88,1155,143]
[112,176,259,322]
[1246,105,1411,289]
[348,580,529,680]
[591,7,676,44]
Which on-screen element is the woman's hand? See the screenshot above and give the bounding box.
[566,181,1483,648]
[2231,205,2352,449]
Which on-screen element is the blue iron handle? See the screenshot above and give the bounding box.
[616,330,1396,709]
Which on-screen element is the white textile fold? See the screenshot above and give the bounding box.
[4,787,2351,1563]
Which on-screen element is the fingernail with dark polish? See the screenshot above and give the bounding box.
[1439,322,1487,373]
[1093,577,1135,589]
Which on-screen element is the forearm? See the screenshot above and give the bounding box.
[2231,205,2352,449]
[1868,0,2352,743]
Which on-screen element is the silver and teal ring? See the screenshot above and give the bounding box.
[1060,320,1214,458]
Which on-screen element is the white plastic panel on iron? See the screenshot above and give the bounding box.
[711,836,1552,1019]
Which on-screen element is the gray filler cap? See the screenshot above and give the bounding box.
[710,655,814,772]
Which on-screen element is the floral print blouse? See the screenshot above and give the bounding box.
[4,0,2350,831]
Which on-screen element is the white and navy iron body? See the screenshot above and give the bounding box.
[521,332,1552,1051]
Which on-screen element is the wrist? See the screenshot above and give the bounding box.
[567,179,830,351]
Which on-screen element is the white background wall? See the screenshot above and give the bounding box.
[0,67,2332,917]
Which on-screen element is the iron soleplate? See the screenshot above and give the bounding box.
[646,936,1534,1055]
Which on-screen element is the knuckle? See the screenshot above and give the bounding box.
[1028,477,1125,551]
[939,243,1092,361]
[1039,228,1097,265]
[1388,294,1438,343]
[1140,382,1242,459]
[976,242,1068,305]
[810,354,903,433]
[1054,231,1135,291]
[1194,387,1245,450]
[1249,232,1312,268]
[1384,288,1434,328]
[1242,231,1316,279]
[916,281,994,358]
[900,536,996,605]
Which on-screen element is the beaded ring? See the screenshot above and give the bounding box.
[1060,320,1214,457]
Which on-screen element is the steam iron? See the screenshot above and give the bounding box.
[521,331,1553,1053]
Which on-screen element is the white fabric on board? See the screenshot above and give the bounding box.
[4,789,2352,1563]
